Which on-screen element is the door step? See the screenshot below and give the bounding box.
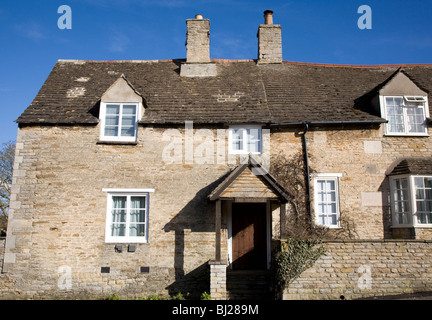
[227,270,272,300]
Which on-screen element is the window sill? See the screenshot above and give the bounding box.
[105,239,148,244]
[316,225,342,229]
[391,225,432,228]
[384,134,430,138]
[97,140,138,146]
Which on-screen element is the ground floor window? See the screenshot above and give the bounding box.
[390,175,432,226]
[313,174,342,228]
[103,189,154,243]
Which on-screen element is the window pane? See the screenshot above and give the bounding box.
[121,126,135,137]
[106,104,120,114]
[394,97,403,106]
[247,128,262,153]
[407,107,425,133]
[415,177,424,188]
[386,99,404,133]
[416,188,425,200]
[329,214,337,226]
[112,196,126,222]
[104,126,119,137]
[418,212,427,224]
[105,115,119,126]
[425,178,432,189]
[326,192,336,202]
[123,105,137,115]
[129,224,146,237]
[385,97,394,106]
[111,224,125,237]
[119,105,137,138]
[231,129,244,151]
[387,107,404,133]
[393,178,411,225]
[326,180,335,191]
[327,203,336,214]
[131,196,146,209]
[121,115,136,126]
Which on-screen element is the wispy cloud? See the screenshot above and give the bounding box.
[108,31,130,53]
[212,34,255,59]
[14,22,46,42]
[76,0,189,9]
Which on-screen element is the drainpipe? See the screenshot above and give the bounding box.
[301,122,312,219]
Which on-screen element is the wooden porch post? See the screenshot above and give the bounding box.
[280,202,287,239]
[215,199,221,261]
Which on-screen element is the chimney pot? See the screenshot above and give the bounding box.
[195,14,203,19]
[264,10,274,24]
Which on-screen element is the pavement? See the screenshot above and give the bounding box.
[359,291,432,300]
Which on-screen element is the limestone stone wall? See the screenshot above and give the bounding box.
[0,238,4,271]
[2,122,432,298]
[2,125,234,298]
[271,125,432,240]
[284,240,432,300]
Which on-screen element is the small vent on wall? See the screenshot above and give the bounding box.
[101,267,110,273]
[140,267,150,273]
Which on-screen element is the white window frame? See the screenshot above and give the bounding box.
[389,175,432,228]
[103,188,154,243]
[228,125,262,155]
[313,173,342,228]
[99,102,142,142]
[380,95,429,136]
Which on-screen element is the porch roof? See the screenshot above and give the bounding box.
[387,158,432,176]
[208,158,291,202]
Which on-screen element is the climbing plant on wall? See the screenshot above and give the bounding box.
[271,238,326,297]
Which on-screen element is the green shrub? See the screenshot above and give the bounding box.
[106,293,121,300]
[200,292,211,300]
[272,238,326,294]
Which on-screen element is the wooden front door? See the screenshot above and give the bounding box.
[232,203,267,270]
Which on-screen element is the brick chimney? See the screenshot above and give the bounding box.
[180,14,217,77]
[257,10,282,64]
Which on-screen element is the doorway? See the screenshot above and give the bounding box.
[231,203,267,270]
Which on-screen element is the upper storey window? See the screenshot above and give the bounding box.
[228,126,262,154]
[383,96,428,136]
[100,102,140,142]
[99,76,143,143]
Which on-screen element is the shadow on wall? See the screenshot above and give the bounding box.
[163,172,230,298]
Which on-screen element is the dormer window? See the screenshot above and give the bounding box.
[99,102,141,142]
[383,96,428,136]
[98,76,143,143]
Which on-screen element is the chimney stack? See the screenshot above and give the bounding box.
[257,10,282,64]
[180,14,217,77]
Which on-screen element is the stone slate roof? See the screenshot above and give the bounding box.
[388,158,432,176]
[16,59,432,126]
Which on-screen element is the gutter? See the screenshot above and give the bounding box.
[269,119,387,127]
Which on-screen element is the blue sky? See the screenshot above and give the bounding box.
[0,0,431,144]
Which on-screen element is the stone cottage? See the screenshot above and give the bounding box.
[2,10,432,300]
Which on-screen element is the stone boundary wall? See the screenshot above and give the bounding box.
[284,240,432,300]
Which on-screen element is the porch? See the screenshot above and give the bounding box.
[208,159,291,299]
